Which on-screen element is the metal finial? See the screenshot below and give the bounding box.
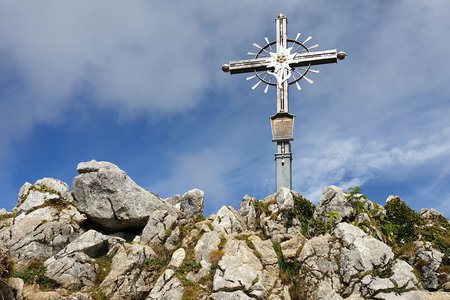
[277,13,286,19]
[222,64,230,72]
[337,51,347,60]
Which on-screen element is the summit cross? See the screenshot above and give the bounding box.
[222,13,346,191]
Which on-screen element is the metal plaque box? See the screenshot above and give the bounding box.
[270,112,295,141]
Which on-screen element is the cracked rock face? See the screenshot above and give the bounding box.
[212,239,265,299]
[44,230,125,290]
[212,206,246,236]
[100,243,158,300]
[147,269,184,300]
[166,188,204,220]
[72,160,179,231]
[410,241,444,290]
[314,185,353,222]
[0,180,86,269]
[298,223,419,299]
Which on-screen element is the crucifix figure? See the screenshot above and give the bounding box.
[222,13,346,191]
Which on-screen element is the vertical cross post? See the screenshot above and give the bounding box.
[222,13,346,192]
[275,14,292,190]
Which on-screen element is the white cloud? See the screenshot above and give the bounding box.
[295,127,450,206]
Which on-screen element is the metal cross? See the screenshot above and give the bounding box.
[222,13,346,191]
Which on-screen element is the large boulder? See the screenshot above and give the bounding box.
[297,223,420,299]
[44,230,125,290]
[212,239,265,299]
[72,160,179,231]
[314,185,353,222]
[0,179,86,269]
[100,243,159,300]
[212,206,246,236]
[166,189,204,220]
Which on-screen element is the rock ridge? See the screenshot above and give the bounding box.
[0,160,449,300]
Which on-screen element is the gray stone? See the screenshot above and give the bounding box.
[168,248,186,269]
[45,252,97,290]
[297,223,416,299]
[411,241,444,290]
[0,204,86,268]
[140,209,178,245]
[419,208,445,219]
[166,189,204,219]
[44,230,125,290]
[249,235,278,266]
[276,187,294,212]
[100,243,158,300]
[210,291,254,299]
[314,185,352,222]
[280,235,305,260]
[213,239,265,299]
[239,195,258,231]
[15,178,74,214]
[195,231,221,266]
[72,160,179,231]
[212,206,246,236]
[146,269,183,300]
[54,229,124,258]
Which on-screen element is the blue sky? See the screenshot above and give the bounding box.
[1,1,449,217]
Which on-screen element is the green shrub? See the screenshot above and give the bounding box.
[382,197,419,246]
[11,259,53,289]
[286,194,315,235]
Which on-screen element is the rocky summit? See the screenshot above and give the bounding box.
[0,161,449,300]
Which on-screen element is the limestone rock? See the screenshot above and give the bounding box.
[166,189,204,219]
[140,208,178,246]
[169,248,186,269]
[100,243,158,300]
[0,204,86,268]
[72,160,178,231]
[314,185,352,222]
[15,178,74,214]
[419,208,445,220]
[45,251,97,290]
[0,277,24,300]
[239,195,258,231]
[280,235,306,260]
[195,231,221,267]
[411,241,444,290]
[276,187,294,212]
[212,239,265,299]
[298,223,418,299]
[44,230,125,290]
[212,206,246,236]
[147,269,183,300]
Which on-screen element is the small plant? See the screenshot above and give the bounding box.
[11,259,54,289]
[346,186,367,200]
[286,193,315,236]
[89,287,108,300]
[0,252,13,280]
[209,250,224,269]
[0,212,16,222]
[93,255,113,284]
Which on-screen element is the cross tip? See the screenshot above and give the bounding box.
[221,64,230,73]
[337,51,347,60]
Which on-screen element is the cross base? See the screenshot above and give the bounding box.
[275,142,292,190]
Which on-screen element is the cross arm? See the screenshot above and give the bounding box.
[222,49,346,74]
[222,57,271,74]
[291,49,346,68]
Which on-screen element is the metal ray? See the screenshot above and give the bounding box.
[303,76,314,84]
[252,80,262,90]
